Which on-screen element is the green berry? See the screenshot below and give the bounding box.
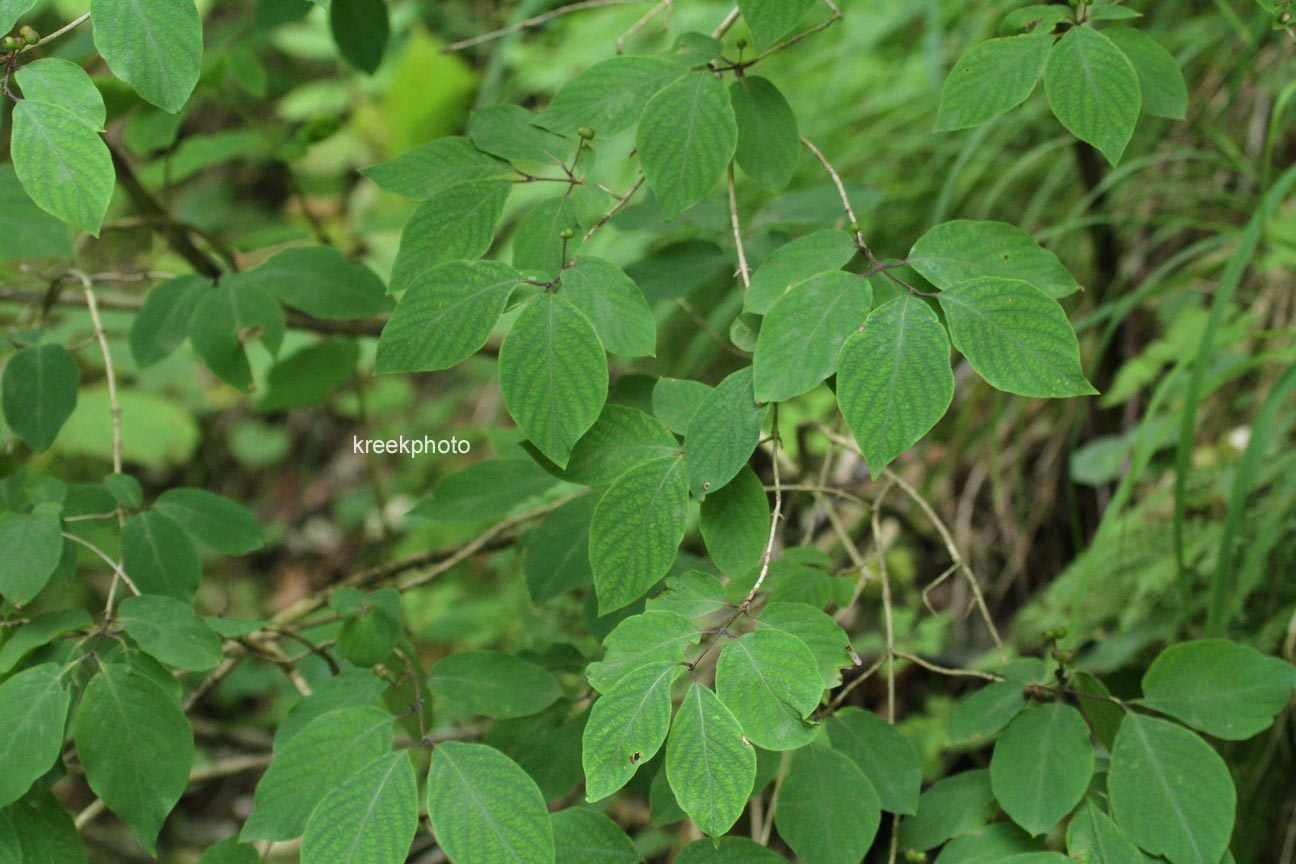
[558,228,575,240]
[577,127,595,141]
[19,25,38,45]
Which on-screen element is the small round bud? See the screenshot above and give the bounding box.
[736,38,748,49]
[1,35,19,51]
[1054,648,1076,666]
[19,25,38,45]
[577,127,595,141]
[848,222,861,233]
[558,228,575,240]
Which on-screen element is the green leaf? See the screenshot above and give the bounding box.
[1066,800,1144,864]
[428,650,562,719]
[675,837,787,863]
[274,668,388,746]
[825,707,922,815]
[377,260,522,373]
[470,105,571,166]
[0,609,92,675]
[586,610,700,694]
[990,702,1094,836]
[499,294,609,468]
[1102,27,1187,120]
[129,275,208,367]
[514,197,582,278]
[90,0,203,112]
[0,163,73,261]
[5,792,86,864]
[333,588,401,666]
[897,769,996,851]
[933,822,1039,864]
[243,706,394,841]
[121,510,202,601]
[730,76,799,191]
[119,595,223,671]
[551,809,640,864]
[361,136,513,199]
[636,72,738,221]
[910,220,1080,299]
[427,742,555,864]
[1044,26,1141,166]
[561,257,657,357]
[946,680,1027,748]
[935,35,1052,131]
[737,0,816,49]
[685,367,767,498]
[154,487,265,554]
[233,247,390,320]
[388,181,512,295]
[1138,639,1296,740]
[412,459,556,523]
[0,0,36,33]
[543,55,683,136]
[0,664,71,808]
[652,377,712,435]
[937,277,1096,398]
[700,465,769,578]
[589,455,689,614]
[757,602,852,688]
[1107,713,1235,864]
[583,661,681,801]
[777,745,881,864]
[10,60,113,233]
[329,0,389,74]
[753,271,872,402]
[198,838,260,864]
[837,295,953,474]
[552,813,642,864]
[525,494,597,603]
[744,229,858,314]
[0,509,64,606]
[73,662,194,854]
[544,404,678,488]
[714,629,821,750]
[2,344,80,454]
[301,752,417,864]
[188,280,287,392]
[665,684,756,837]
[258,340,360,410]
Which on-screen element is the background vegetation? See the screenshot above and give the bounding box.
[1,0,1295,862]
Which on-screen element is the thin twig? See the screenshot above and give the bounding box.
[712,5,741,39]
[441,0,648,52]
[800,135,878,264]
[24,12,91,51]
[583,175,645,241]
[728,163,751,289]
[742,404,782,609]
[62,533,140,598]
[617,0,671,53]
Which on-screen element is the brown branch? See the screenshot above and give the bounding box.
[107,142,226,279]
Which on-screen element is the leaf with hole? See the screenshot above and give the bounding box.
[583,661,681,801]
[665,684,755,838]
